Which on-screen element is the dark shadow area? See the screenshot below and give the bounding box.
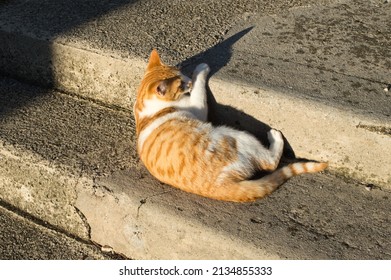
[178,27,297,165]
[179,27,253,77]
[0,0,137,37]
[0,77,47,118]
[207,90,304,176]
[0,76,137,176]
[0,0,137,112]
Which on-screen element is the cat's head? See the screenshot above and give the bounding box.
[137,49,192,104]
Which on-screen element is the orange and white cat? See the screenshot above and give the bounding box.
[134,49,327,202]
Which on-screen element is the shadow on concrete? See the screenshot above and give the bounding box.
[178,27,297,163]
[179,27,253,77]
[0,0,137,113]
[2,0,390,262]
[1,2,296,162]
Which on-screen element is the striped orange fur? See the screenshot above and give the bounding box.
[133,49,328,202]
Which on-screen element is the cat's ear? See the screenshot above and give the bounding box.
[156,80,167,96]
[147,49,163,71]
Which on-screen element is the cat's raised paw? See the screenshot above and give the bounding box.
[194,63,210,77]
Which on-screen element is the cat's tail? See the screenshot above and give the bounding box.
[220,161,328,202]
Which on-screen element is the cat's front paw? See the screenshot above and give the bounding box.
[193,63,210,78]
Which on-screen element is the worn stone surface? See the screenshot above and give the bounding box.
[0,141,90,239]
[76,171,279,260]
[212,0,391,117]
[1,77,390,259]
[2,0,389,118]
[0,77,137,175]
[77,167,391,260]
[0,0,347,109]
[0,0,340,60]
[0,204,120,259]
[1,0,390,259]
[1,0,390,188]
[206,79,391,188]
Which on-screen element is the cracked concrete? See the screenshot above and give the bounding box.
[1,77,390,259]
[1,0,391,259]
[356,123,391,136]
[0,140,90,239]
[0,204,120,259]
[73,205,92,240]
[77,167,391,259]
[136,191,172,220]
[76,169,281,259]
[1,0,390,187]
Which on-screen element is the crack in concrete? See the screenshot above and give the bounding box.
[91,181,120,203]
[356,123,391,136]
[136,191,172,219]
[288,215,335,238]
[0,198,93,246]
[74,205,91,240]
[287,215,362,251]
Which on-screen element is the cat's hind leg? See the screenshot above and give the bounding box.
[259,129,284,171]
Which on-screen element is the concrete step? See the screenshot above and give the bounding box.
[0,203,121,259]
[1,76,391,259]
[1,0,390,189]
[0,0,391,259]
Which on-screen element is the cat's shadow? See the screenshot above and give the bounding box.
[179,27,313,177]
[205,84,300,179]
[179,27,253,77]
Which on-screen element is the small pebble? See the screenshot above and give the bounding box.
[101,245,114,253]
[365,184,374,191]
[250,217,263,224]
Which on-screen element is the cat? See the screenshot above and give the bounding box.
[133,49,328,202]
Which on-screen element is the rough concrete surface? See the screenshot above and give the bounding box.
[0,0,389,116]
[78,168,391,260]
[0,0,348,109]
[213,0,391,117]
[1,77,390,259]
[206,79,391,189]
[0,204,120,259]
[0,141,90,239]
[0,0,389,188]
[0,0,390,259]
[0,0,341,59]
